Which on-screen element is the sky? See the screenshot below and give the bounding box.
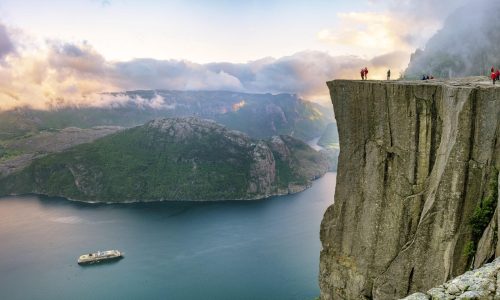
[0,0,471,109]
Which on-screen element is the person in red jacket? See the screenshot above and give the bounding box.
[360,68,365,80]
[496,69,500,81]
[364,67,369,80]
[491,71,497,84]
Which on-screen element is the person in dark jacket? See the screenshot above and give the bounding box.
[364,67,369,80]
[387,69,391,80]
[360,69,365,80]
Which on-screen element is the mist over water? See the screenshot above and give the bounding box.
[0,173,336,300]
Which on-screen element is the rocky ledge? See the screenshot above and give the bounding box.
[403,258,500,300]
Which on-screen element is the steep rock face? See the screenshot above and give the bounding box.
[319,78,500,299]
[247,141,276,196]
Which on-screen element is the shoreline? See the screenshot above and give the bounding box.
[0,174,333,205]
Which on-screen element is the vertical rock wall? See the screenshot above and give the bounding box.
[319,78,500,299]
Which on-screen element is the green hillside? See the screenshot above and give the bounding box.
[0,117,328,202]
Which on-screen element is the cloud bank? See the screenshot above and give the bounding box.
[4,0,479,110]
[0,28,409,110]
[405,0,500,78]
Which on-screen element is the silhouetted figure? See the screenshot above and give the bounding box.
[426,75,430,80]
[387,69,391,80]
[364,67,369,80]
[422,75,427,80]
[492,66,495,73]
[360,68,365,80]
[430,75,434,79]
[491,72,497,84]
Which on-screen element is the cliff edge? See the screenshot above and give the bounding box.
[319,77,500,299]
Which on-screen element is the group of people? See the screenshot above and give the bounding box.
[360,67,392,80]
[421,75,434,80]
[360,67,369,80]
[490,66,500,84]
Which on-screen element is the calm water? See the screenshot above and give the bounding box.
[0,173,335,300]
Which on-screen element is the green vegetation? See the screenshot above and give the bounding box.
[215,93,333,140]
[465,168,499,260]
[463,240,476,259]
[0,146,22,162]
[0,119,328,202]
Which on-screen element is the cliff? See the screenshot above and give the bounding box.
[0,117,329,202]
[319,77,500,299]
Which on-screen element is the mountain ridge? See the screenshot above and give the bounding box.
[0,90,333,141]
[0,117,329,202]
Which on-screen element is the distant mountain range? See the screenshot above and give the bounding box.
[0,90,333,141]
[317,122,340,171]
[0,118,329,202]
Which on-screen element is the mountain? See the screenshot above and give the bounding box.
[0,90,333,141]
[320,78,499,299]
[317,122,339,149]
[0,117,329,202]
[405,1,500,78]
[0,126,123,177]
[317,123,339,171]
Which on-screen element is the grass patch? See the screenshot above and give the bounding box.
[0,146,23,162]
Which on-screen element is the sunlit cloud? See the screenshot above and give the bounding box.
[318,12,413,57]
[0,0,475,110]
[0,22,381,110]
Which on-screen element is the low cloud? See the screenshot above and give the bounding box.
[0,19,412,110]
[317,0,475,80]
[370,51,409,68]
[318,12,418,57]
[405,0,500,78]
[113,59,244,91]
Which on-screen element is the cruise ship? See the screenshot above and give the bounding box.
[77,250,123,265]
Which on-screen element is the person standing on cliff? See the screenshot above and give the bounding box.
[360,68,365,80]
[496,69,500,81]
[364,67,369,80]
[387,69,391,80]
[491,71,497,84]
